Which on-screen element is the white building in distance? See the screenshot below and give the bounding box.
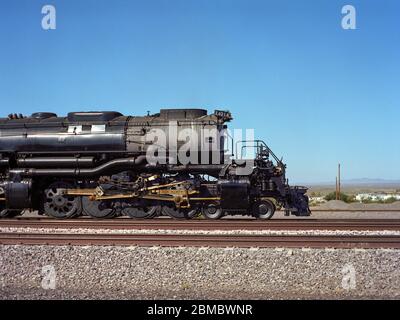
[355,193,400,202]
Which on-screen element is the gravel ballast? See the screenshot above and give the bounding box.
[1,245,399,299]
[1,226,400,236]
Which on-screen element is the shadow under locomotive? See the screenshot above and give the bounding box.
[0,109,310,219]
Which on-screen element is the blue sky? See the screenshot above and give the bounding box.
[0,0,399,183]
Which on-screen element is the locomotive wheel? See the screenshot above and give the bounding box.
[202,204,223,220]
[253,200,275,220]
[82,196,116,219]
[0,200,22,218]
[122,206,159,219]
[0,209,22,218]
[162,205,199,220]
[43,182,82,219]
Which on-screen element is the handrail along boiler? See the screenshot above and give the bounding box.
[0,109,310,219]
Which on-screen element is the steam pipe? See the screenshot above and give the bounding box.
[165,164,224,173]
[10,156,147,178]
[17,157,95,168]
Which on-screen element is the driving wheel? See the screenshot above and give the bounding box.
[82,196,116,219]
[162,205,199,219]
[122,205,159,219]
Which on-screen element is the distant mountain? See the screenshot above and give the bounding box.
[301,178,400,186]
[341,178,400,185]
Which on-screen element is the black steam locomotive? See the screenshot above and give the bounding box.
[0,109,310,219]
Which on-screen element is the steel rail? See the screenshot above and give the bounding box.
[309,209,400,212]
[0,232,399,248]
[2,218,400,230]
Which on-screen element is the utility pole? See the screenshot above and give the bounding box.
[335,176,338,200]
[338,163,341,199]
[335,163,341,200]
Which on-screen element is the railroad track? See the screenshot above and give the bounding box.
[1,218,400,231]
[2,218,400,249]
[0,232,399,248]
[309,209,400,212]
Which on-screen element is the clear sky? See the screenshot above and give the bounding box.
[0,0,399,183]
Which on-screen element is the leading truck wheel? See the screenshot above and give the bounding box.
[253,200,275,220]
[202,204,223,220]
[43,182,82,219]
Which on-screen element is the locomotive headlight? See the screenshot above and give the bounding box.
[275,166,283,174]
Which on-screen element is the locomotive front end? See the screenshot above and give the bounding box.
[232,139,311,217]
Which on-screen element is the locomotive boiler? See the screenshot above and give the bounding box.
[0,109,310,219]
